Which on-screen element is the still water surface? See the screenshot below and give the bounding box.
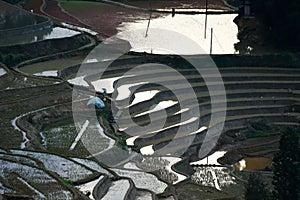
[117,9,238,54]
[234,157,272,171]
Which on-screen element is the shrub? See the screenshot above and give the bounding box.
[2,53,31,67]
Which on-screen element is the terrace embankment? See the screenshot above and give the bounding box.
[42,0,84,26]
[69,52,300,164]
[2,50,300,199]
[0,71,73,148]
[0,34,89,58]
[0,1,56,47]
[12,51,300,158]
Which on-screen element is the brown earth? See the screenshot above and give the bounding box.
[43,0,232,37]
[23,0,43,14]
[57,1,163,37]
[0,34,89,58]
[43,0,83,25]
[9,0,233,39]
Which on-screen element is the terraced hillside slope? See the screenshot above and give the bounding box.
[1,41,300,199]
[72,53,300,162]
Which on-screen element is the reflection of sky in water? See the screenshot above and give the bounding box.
[0,10,81,46]
[0,68,6,76]
[190,151,227,165]
[131,90,160,105]
[140,145,155,155]
[76,176,103,200]
[117,9,238,54]
[135,100,178,117]
[41,27,80,40]
[33,70,58,77]
[0,27,80,46]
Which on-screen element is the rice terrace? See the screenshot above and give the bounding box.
[0,0,299,199]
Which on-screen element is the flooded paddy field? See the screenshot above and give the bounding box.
[1,50,300,200]
[0,0,299,199]
[19,56,85,75]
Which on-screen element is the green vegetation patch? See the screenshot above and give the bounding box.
[241,119,277,138]
[59,177,74,186]
[0,53,31,68]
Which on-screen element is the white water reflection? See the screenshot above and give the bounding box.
[68,76,89,87]
[151,116,198,134]
[111,168,167,194]
[0,27,81,46]
[91,77,119,93]
[131,90,160,105]
[190,151,226,165]
[123,162,141,170]
[11,114,30,149]
[117,9,238,54]
[116,82,147,101]
[61,22,98,36]
[174,108,189,115]
[76,176,103,200]
[189,126,207,135]
[140,145,155,155]
[135,100,178,117]
[34,70,58,77]
[118,115,199,135]
[0,68,7,76]
[42,27,80,40]
[85,58,98,63]
[126,136,139,146]
[163,157,187,184]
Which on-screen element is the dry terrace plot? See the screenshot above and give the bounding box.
[58,0,162,35]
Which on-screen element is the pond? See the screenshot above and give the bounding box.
[234,157,272,171]
[117,9,238,54]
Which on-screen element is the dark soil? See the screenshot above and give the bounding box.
[43,0,82,25]
[23,0,43,14]
[0,34,89,58]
